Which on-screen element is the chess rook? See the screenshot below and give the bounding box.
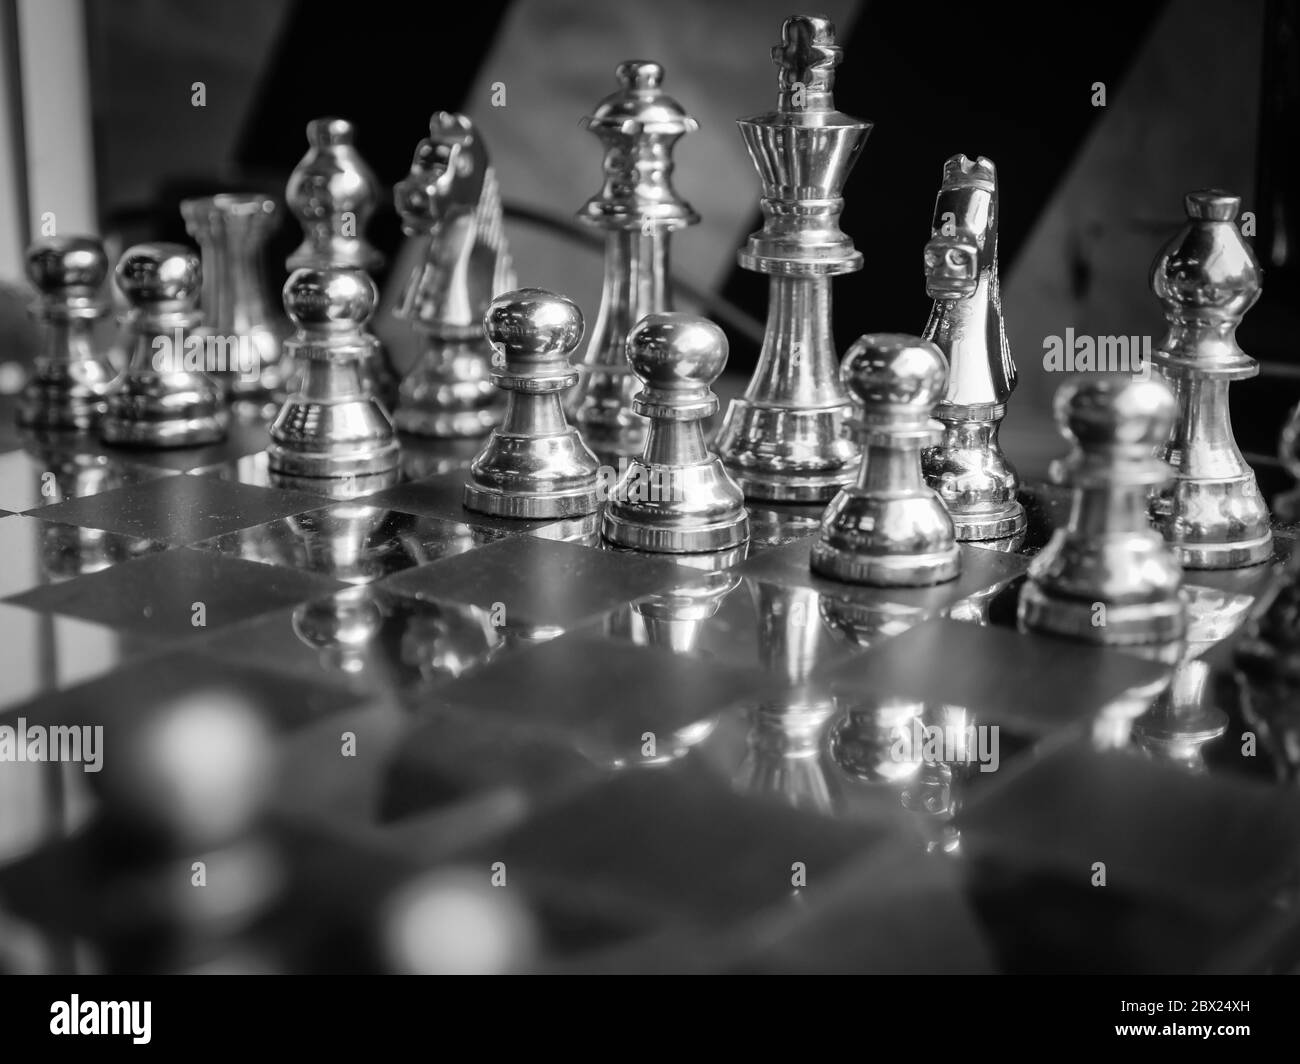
[392,112,515,437]
[463,288,601,519]
[1019,377,1187,646]
[920,155,1026,541]
[18,236,117,431]
[715,15,870,501]
[811,334,961,586]
[267,268,399,481]
[1148,190,1272,568]
[101,243,229,448]
[602,312,749,552]
[569,61,699,458]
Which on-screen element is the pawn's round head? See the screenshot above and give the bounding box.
[115,243,201,311]
[26,236,107,297]
[283,267,377,332]
[840,333,948,409]
[1057,376,1176,451]
[306,115,356,148]
[484,288,583,362]
[1151,189,1261,319]
[627,312,728,391]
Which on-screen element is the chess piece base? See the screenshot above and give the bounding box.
[18,387,107,433]
[463,481,601,520]
[1017,582,1188,645]
[603,508,749,554]
[953,501,1027,541]
[394,345,503,438]
[101,412,228,448]
[268,468,399,499]
[1151,475,1273,569]
[267,440,400,479]
[811,541,960,587]
[717,399,860,502]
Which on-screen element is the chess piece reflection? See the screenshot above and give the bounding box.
[1132,658,1228,772]
[392,112,515,437]
[19,237,117,432]
[1234,552,1300,781]
[1274,398,1300,524]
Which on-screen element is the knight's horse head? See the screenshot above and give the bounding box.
[923,154,997,301]
[394,112,489,233]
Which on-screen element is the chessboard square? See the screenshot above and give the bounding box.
[0,446,174,514]
[0,514,167,597]
[187,503,494,585]
[381,534,693,630]
[5,547,346,640]
[32,473,329,544]
[957,743,1300,914]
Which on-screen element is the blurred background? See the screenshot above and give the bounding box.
[0,0,1294,465]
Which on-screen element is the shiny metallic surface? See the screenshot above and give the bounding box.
[19,236,117,431]
[1148,190,1273,569]
[392,112,515,437]
[1019,377,1188,645]
[181,193,288,399]
[715,15,870,501]
[919,155,1025,541]
[602,313,749,552]
[570,61,699,458]
[463,289,602,518]
[101,243,229,448]
[811,334,961,586]
[285,118,383,273]
[266,268,399,480]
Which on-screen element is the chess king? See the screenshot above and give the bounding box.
[919,155,1026,541]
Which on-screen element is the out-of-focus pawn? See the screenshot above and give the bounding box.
[602,313,749,552]
[1277,398,1300,523]
[811,334,960,586]
[267,268,398,482]
[463,289,601,519]
[1019,377,1187,645]
[285,117,384,273]
[101,243,228,447]
[19,236,117,431]
[1148,190,1272,568]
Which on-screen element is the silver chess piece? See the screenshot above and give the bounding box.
[180,192,288,399]
[920,155,1026,541]
[1019,377,1187,646]
[811,334,961,587]
[463,288,601,519]
[602,313,749,553]
[391,112,515,437]
[569,60,699,458]
[715,15,870,501]
[1148,190,1272,569]
[18,236,117,431]
[267,268,399,482]
[101,243,228,448]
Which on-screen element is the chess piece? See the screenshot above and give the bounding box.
[180,192,288,399]
[1148,190,1272,569]
[1275,398,1300,523]
[569,60,699,458]
[811,334,960,587]
[101,243,228,448]
[714,15,870,500]
[18,236,117,431]
[920,155,1026,541]
[1132,659,1228,772]
[267,268,399,482]
[463,288,601,518]
[391,112,514,437]
[1019,377,1187,645]
[1235,552,1300,781]
[602,313,749,552]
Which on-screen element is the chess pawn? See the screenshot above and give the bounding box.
[920,155,1026,541]
[101,243,228,447]
[180,192,288,399]
[267,268,399,481]
[811,334,960,587]
[602,313,749,552]
[1019,377,1187,645]
[1148,190,1272,568]
[286,117,384,273]
[18,236,117,431]
[1276,398,1300,523]
[463,288,601,518]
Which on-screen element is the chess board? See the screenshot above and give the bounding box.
[1,396,1299,976]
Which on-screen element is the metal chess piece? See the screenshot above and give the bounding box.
[1275,397,1300,524]
[569,60,699,458]
[1132,658,1228,772]
[101,243,228,448]
[180,192,288,399]
[1019,377,1188,645]
[391,112,514,437]
[715,15,870,501]
[267,268,399,483]
[602,313,749,553]
[811,334,961,587]
[463,288,601,519]
[18,236,117,431]
[1148,190,1272,569]
[920,155,1026,541]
